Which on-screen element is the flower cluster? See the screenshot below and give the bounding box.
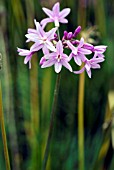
[17,2,107,78]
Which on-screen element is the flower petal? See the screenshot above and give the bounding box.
[40,18,53,29]
[79,48,92,54]
[56,40,63,54]
[59,8,71,18]
[46,40,56,52]
[42,7,53,18]
[52,2,60,16]
[94,45,107,53]
[24,54,32,64]
[78,37,84,48]
[25,33,39,42]
[61,60,72,72]
[42,46,49,55]
[91,63,100,69]
[85,62,91,71]
[34,20,45,37]
[54,62,62,73]
[41,59,55,68]
[67,41,76,52]
[30,42,43,52]
[59,18,68,23]
[27,28,37,34]
[74,67,85,74]
[39,57,46,65]
[74,55,82,66]
[86,69,92,78]
[46,27,57,40]
[17,48,30,56]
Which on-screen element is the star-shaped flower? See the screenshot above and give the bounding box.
[25,20,57,53]
[93,45,107,58]
[41,40,72,73]
[67,37,92,66]
[40,2,71,28]
[17,48,35,69]
[74,54,105,78]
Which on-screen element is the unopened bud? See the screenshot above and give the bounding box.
[73,26,81,38]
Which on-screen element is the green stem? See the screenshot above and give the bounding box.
[42,73,61,170]
[0,81,11,170]
[78,67,85,170]
[57,28,60,40]
[77,0,86,169]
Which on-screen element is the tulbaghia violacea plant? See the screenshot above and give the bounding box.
[17,2,107,78]
[17,2,107,169]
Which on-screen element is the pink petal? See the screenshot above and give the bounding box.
[62,61,72,72]
[42,46,49,55]
[46,40,56,52]
[46,27,57,40]
[30,42,43,52]
[54,62,62,73]
[97,53,105,58]
[24,55,32,64]
[91,57,105,63]
[74,67,85,74]
[86,69,91,78]
[18,48,30,56]
[74,56,82,66]
[41,59,55,68]
[44,52,56,59]
[91,63,100,69]
[42,7,53,18]
[85,62,91,71]
[94,45,107,53]
[59,8,71,18]
[59,18,68,23]
[52,2,60,16]
[39,57,46,65]
[34,20,45,37]
[78,37,84,48]
[40,18,53,29]
[28,28,37,34]
[25,33,38,42]
[56,40,63,54]
[79,48,92,54]
[67,41,76,52]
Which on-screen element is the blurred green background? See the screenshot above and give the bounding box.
[0,0,114,170]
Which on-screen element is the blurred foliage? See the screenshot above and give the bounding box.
[0,0,114,170]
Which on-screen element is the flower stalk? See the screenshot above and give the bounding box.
[78,67,85,170]
[0,81,11,170]
[42,73,61,170]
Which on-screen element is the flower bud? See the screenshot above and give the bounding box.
[63,31,68,39]
[67,32,73,40]
[73,26,81,38]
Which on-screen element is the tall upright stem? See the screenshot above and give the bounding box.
[78,69,85,170]
[42,73,61,170]
[0,81,11,170]
[77,1,86,170]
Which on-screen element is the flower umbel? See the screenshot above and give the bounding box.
[17,2,107,78]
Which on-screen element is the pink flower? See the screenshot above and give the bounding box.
[41,40,72,73]
[93,45,107,58]
[17,48,34,69]
[74,54,105,78]
[40,2,71,28]
[25,20,57,53]
[67,37,92,66]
